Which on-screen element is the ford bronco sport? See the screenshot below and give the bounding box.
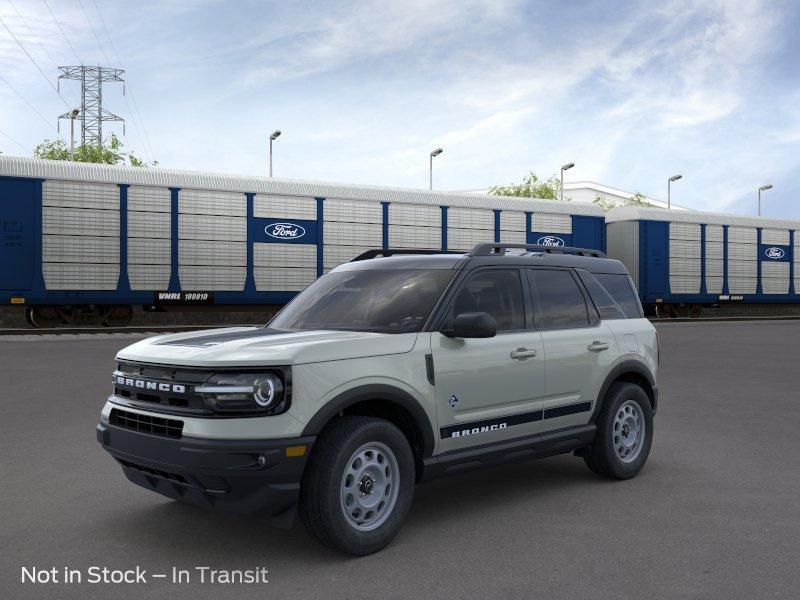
[97,243,658,555]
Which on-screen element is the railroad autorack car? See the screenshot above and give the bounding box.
[0,156,605,327]
[606,206,800,317]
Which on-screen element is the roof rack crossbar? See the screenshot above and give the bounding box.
[469,243,607,258]
[350,248,464,262]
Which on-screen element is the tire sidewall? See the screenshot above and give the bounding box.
[598,384,654,479]
[320,419,415,553]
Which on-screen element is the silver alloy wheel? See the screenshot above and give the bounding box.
[340,441,400,532]
[613,400,645,463]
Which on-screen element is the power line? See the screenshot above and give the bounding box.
[6,0,81,106]
[0,14,70,108]
[43,0,83,65]
[89,0,155,162]
[0,72,58,131]
[0,127,33,153]
[76,0,111,65]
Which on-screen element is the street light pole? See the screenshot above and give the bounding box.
[560,162,575,201]
[429,148,443,190]
[667,174,682,209]
[269,130,281,177]
[758,184,773,216]
[69,108,80,161]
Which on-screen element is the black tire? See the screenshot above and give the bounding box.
[298,416,415,556]
[584,382,653,479]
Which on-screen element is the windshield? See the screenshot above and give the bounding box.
[269,269,455,333]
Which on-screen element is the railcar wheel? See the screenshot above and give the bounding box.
[102,306,134,327]
[28,307,62,328]
[689,304,702,318]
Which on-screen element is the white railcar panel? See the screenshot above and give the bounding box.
[761,229,790,245]
[728,226,757,244]
[129,265,171,290]
[42,180,118,211]
[669,257,701,276]
[669,222,701,241]
[128,238,170,265]
[669,239,701,259]
[179,214,246,242]
[389,203,440,227]
[388,225,441,249]
[179,189,246,216]
[324,199,382,224]
[728,277,757,294]
[532,213,571,234]
[728,261,758,277]
[254,195,316,220]
[43,263,119,290]
[501,211,526,232]
[43,235,118,263]
[323,245,373,269]
[706,225,724,242]
[254,243,316,269]
[180,240,247,266]
[447,227,494,251]
[128,211,170,239]
[761,261,789,294]
[705,241,724,260]
[179,266,246,290]
[254,267,316,291]
[324,221,382,246]
[500,230,526,244]
[669,275,700,294]
[727,244,757,261]
[705,258,724,279]
[447,207,493,230]
[43,206,119,238]
[128,186,170,213]
[706,277,724,294]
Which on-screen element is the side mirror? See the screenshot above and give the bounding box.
[442,312,497,338]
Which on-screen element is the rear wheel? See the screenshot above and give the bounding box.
[584,382,653,479]
[298,416,415,555]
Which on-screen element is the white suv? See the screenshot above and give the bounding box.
[97,243,658,555]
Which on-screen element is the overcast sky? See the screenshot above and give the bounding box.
[1,0,799,216]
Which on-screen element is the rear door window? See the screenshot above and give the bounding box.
[528,269,591,329]
[576,270,627,320]
[447,269,526,332]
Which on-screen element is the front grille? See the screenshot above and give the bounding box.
[113,361,212,415]
[109,408,184,439]
[117,458,188,483]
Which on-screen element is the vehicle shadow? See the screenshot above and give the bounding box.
[100,453,609,562]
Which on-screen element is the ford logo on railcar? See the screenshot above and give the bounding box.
[537,235,565,247]
[265,222,305,239]
[765,247,785,259]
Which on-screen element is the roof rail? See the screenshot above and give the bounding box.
[350,248,464,262]
[469,243,607,258]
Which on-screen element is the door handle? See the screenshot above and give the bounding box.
[588,341,610,352]
[510,348,537,360]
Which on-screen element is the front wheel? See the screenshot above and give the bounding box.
[584,383,653,479]
[298,416,415,555]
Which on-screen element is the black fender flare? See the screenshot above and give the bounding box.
[301,384,436,457]
[591,360,658,422]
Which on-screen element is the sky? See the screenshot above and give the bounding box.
[1,0,799,217]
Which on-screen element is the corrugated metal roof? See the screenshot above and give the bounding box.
[606,205,800,230]
[0,155,603,216]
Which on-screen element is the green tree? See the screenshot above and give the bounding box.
[592,191,653,212]
[489,172,562,199]
[33,133,156,167]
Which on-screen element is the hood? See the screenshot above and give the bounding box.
[116,326,419,367]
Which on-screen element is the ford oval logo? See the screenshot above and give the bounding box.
[536,235,565,247]
[765,247,785,260]
[265,222,306,239]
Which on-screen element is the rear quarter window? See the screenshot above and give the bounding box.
[585,272,643,319]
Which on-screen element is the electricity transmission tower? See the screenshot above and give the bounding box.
[57,66,125,146]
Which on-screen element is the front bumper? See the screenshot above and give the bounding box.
[96,422,315,528]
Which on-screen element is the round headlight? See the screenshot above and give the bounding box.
[253,375,283,408]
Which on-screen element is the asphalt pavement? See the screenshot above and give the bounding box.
[1,321,798,599]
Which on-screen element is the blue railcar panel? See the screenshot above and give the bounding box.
[571,215,605,252]
[638,220,670,302]
[759,244,791,262]
[0,177,36,291]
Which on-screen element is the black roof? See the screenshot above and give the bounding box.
[336,245,629,275]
